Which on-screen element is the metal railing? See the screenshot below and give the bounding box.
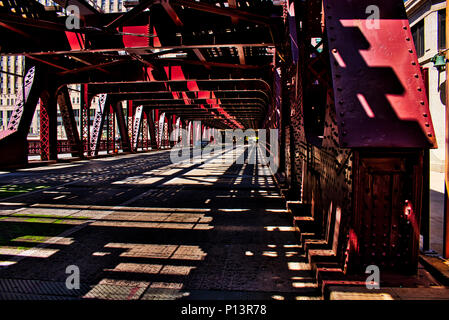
[27,140,113,156]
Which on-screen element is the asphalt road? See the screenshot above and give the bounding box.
[0,144,321,300]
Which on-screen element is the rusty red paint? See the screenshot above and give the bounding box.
[122,25,150,48]
[65,31,85,50]
[324,0,437,148]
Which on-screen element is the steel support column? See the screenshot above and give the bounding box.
[146,110,158,150]
[57,86,83,158]
[132,105,144,151]
[40,87,58,161]
[168,114,174,147]
[90,94,108,156]
[142,112,149,150]
[113,101,132,152]
[128,100,134,148]
[80,84,91,155]
[0,65,42,166]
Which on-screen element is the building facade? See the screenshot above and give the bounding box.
[406,0,446,255]
[0,0,127,138]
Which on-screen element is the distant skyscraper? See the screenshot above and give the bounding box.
[0,0,127,136]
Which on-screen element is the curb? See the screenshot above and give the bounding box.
[419,254,449,286]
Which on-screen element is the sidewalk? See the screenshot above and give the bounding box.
[328,286,449,300]
[324,252,449,300]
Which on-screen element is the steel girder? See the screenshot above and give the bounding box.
[323,0,437,148]
[39,85,58,161]
[0,65,42,166]
[57,86,83,157]
[80,84,90,154]
[132,105,144,151]
[145,110,158,149]
[113,101,132,153]
[89,93,109,156]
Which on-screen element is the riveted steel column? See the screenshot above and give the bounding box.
[146,110,157,150]
[90,94,108,156]
[80,84,91,156]
[40,86,58,161]
[57,86,83,158]
[113,101,131,152]
[132,105,144,151]
[0,64,42,166]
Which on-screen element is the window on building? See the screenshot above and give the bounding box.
[439,9,446,50]
[7,110,12,122]
[412,19,425,58]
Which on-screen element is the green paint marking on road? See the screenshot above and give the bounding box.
[13,235,49,243]
[0,220,73,248]
[0,184,50,199]
[11,213,91,220]
[24,217,56,223]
